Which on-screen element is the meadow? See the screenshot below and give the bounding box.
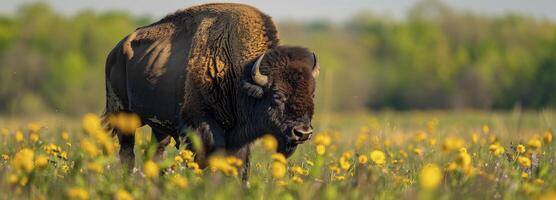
[0,110,555,200]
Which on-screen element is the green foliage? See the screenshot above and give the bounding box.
[0,2,555,115]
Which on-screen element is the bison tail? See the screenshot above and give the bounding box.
[102,80,126,137]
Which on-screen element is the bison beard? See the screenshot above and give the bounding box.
[102,3,319,180]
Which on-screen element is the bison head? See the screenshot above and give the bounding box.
[243,46,319,157]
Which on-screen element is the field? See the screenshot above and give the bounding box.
[0,111,555,200]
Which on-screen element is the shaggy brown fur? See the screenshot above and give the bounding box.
[103,3,317,179]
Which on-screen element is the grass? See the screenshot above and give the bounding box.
[0,110,555,200]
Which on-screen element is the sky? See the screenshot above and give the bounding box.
[1,0,555,22]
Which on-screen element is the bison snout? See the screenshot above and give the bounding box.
[291,125,313,143]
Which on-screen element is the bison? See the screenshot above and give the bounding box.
[103,3,319,178]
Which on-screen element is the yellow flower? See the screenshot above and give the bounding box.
[358,155,368,164]
[339,156,350,170]
[291,176,303,184]
[413,147,424,156]
[179,150,194,162]
[516,144,526,153]
[315,144,326,155]
[489,143,505,157]
[108,113,141,135]
[272,153,287,164]
[115,189,134,200]
[62,131,70,141]
[370,150,386,165]
[35,155,49,168]
[521,172,529,179]
[86,162,104,173]
[8,175,18,185]
[174,156,184,164]
[30,133,39,143]
[67,187,89,200]
[1,128,8,137]
[291,166,308,175]
[27,123,42,133]
[226,156,243,167]
[170,174,188,188]
[517,156,531,168]
[415,131,427,141]
[62,164,70,173]
[276,180,288,187]
[12,148,34,173]
[271,162,286,178]
[471,132,479,144]
[543,131,553,143]
[528,138,542,150]
[15,130,24,143]
[313,133,331,146]
[208,156,237,176]
[143,160,160,179]
[456,151,471,167]
[442,137,465,152]
[80,139,99,158]
[334,175,345,181]
[445,162,457,171]
[262,134,278,152]
[420,164,442,190]
[1,154,9,160]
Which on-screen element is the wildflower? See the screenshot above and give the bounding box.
[12,148,34,173]
[35,155,49,168]
[179,150,194,162]
[44,143,62,156]
[456,151,471,167]
[272,153,287,164]
[291,176,303,184]
[516,144,526,153]
[482,125,490,134]
[62,164,70,173]
[291,166,307,175]
[442,137,465,152]
[334,175,345,181]
[67,187,89,200]
[420,164,442,190]
[30,133,40,143]
[413,147,424,156]
[306,160,315,167]
[313,132,331,146]
[517,156,531,168]
[339,156,350,170]
[1,128,8,137]
[226,156,243,167]
[8,175,18,185]
[329,165,341,174]
[358,155,368,164]
[489,143,505,157]
[445,162,457,171]
[415,131,427,141]
[62,131,70,141]
[271,162,286,178]
[370,150,386,165]
[276,180,288,187]
[543,131,553,143]
[143,160,160,179]
[27,123,42,133]
[81,139,100,158]
[261,134,278,152]
[1,154,9,160]
[115,189,134,200]
[471,132,479,144]
[108,113,141,135]
[521,172,528,179]
[83,113,103,135]
[528,138,542,150]
[534,179,545,186]
[15,130,24,142]
[86,162,104,173]
[174,156,184,164]
[315,144,326,155]
[208,156,237,176]
[170,174,188,188]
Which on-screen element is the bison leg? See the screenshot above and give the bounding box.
[232,145,251,183]
[117,132,135,171]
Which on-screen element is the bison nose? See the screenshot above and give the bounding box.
[291,125,313,142]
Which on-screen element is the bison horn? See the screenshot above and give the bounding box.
[251,53,268,86]
[312,53,320,78]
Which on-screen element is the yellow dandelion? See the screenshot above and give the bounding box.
[415,131,427,141]
[143,160,160,179]
[179,150,194,162]
[170,174,188,188]
[276,180,288,187]
[370,150,386,165]
[62,164,70,173]
[471,132,479,144]
[115,189,134,200]
[8,175,18,185]
[86,162,104,173]
[12,148,34,173]
[521,172,529,179]
[339,156,350,170]
[420,164,442,190]
[262,134,278,152]
[108,113,141,135]
[543,131,553,143]
[1,154,9,161]
[271,153,287,164]
[456,151,471,167]
[489,143,505,157]
[358,155,368,164]
[35,155,49,168]
[271,162,286,178]
[334,175,345,181]
[442,137,465,152]
[62,131,70,141]
[30,133,39,143]
[313,133,331,146]
[445,162,457,171]
[413,147,424,156]
[315,144,326,155]
[67,187,89,200]
[291,176,303,184]
[174,156,184,164]
[516,144,526,153]
[517,156,531,168]
[528,138,542,150]
[80,139,99,158]
[15,130,24,143]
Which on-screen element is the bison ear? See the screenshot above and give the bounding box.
[242,80,264,99]
[311,53,320,78]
